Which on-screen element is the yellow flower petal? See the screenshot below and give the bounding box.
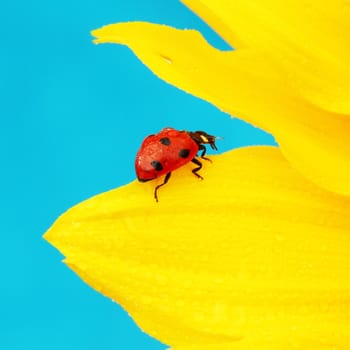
[91,22,350,196]
[182,0,350,58]
[44,147,350,349]
[182,0,350,114]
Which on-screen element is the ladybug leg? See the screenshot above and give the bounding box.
[154,172,171,202]
[198,145,212,163]
[191,158,204,180]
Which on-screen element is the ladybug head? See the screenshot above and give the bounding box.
[188,130,218,150]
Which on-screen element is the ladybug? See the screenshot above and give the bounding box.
[135,127,218,202]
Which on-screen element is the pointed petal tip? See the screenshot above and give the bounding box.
[43,226,55,246]
[91,28,107,44]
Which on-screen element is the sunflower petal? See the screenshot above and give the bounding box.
[169,338,350,350]
[181,0,350,58]
[91,22,350,196]
[182,0,350,114]
[44,147,350,349]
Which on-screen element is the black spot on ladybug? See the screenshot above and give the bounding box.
[138,177,151,182]
[151,160,163,171]
[179,149,190,158]
[160,137,171,146]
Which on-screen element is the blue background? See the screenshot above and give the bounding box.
[0,0,275,349]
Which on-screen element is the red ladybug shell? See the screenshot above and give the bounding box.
[135,127,199,181]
